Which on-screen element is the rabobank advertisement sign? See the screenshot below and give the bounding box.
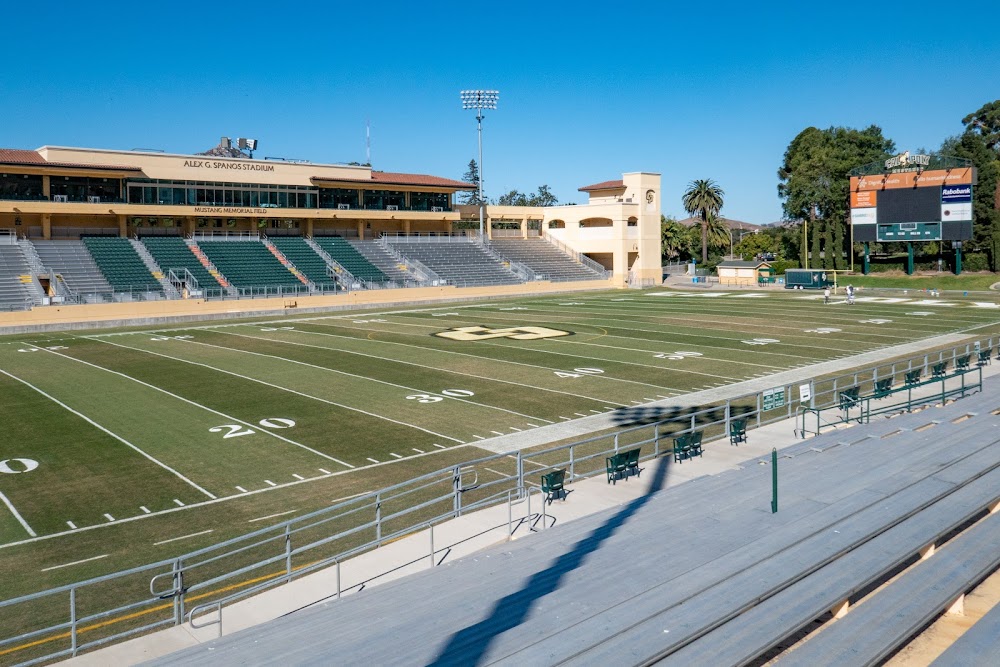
[942,185,972,203]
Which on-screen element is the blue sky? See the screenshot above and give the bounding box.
[2,1,997,223]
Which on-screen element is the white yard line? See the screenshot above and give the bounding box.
[78,336,362,464]
[0,367,217,500]
[89,337,461,446]
[0,491,36,537]
[41,554,108,572]
[153,529,214,546]
[248,509,299,523]
[200,331,560,423]
[285,323,628,405]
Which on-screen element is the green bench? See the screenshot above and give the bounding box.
[955,355,971,371]
[932,361,948,378]
[729,418,747,446]
[905,369,922,386]
[839,386,860,410]
[540,468,567,503]
[873,378,894,398]
[978,349,992,367]
[672,432,703,464]
[606,448,641,484]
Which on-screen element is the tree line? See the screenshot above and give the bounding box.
[668,99,1000,272]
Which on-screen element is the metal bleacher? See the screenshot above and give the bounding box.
[31,240,113,298]
[386,237,522,286]
[932,597,1000,665]
[268,237,333,286]
[312,236,392,284]
[81,237,162,293]
[0,244,35,308]
[148,383,1000,665]
[197,240,303,289]
[140,237,221,290]
[489,238,608,282]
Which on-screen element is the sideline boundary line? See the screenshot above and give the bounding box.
[0,368,216,500]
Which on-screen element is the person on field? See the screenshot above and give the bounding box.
[846,285,855,305]
[823,287,831,304]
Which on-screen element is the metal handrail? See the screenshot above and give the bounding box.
[1,336,996,664]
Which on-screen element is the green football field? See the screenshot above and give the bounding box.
[3,287,1000,597]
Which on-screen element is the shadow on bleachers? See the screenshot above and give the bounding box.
[428,447,671,666]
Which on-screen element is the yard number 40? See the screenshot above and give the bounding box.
[555,368,604,379]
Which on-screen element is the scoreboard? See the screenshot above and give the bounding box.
[849,158,975,243]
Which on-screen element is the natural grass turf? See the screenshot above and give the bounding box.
[838,272,999,291]
[3,287,1000,601]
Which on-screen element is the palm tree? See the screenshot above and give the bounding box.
[704,213,731,253]
[682,179,725,263]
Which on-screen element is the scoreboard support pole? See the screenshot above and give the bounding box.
[863,243,870,275]
[907,243,914,276]
[955,246,963,275]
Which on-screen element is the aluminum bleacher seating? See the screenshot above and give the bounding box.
[269,237,334,286]
[387,239,521,286]
[489,238,607,281]
[0,245,35,308]
[313,236,391,283]
[146,385,1000,666]
[31,240,113,297]
[197,240,303,289]
[931,596,1000,666]
[140,237,222,289]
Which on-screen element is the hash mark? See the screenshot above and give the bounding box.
[318,468,332,475]
[293,474,305,480]
[67,521,77,529]
[103,513,115,522]
[264,480,277,487]
[173,499,185,507]
[235,486,248,493]
[140,506,150,514]
[390,453,403,459]
[412,448,424,453]
[433,444,446,449]
[366,457,380,463]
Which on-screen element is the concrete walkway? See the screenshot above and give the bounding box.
[59,357,999,666]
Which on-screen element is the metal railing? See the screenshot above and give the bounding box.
[543,235,611,278]
[1,335,996,665]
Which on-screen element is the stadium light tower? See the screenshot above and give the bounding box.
[460,90,499,238]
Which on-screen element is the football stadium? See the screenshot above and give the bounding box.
[2,140,1000,665]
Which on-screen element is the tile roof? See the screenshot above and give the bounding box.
[0,148,141,171]
[313,171,474,189]
[578,179,625,192]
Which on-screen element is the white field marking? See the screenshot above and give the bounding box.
[235,486,248,493]
[527,423,540,428]
[153,529,214,546]
[274,324,628,405]
[104,514,115,522]
[603,406,615,410]
[473,435,486,440]
[509,455,548,469]
[173,499,185,507]
[0,442,482,552]
[41,554,108,572]
[264,480,277,487]
[208,329,582,419]
[293,473,305,480]
[390,453,403,459]
[460,307,877,352]
[248,509,299,523]
[318,468,332,475]
[574,412,588,417]
[66,521,77,529]
[433,444,446,449]
[490,430,504,435]
[509,427,521,432]
[412,448,424,453]
[330,491,369,504]
[366,457,380,464]
[96,337,464,444]
[0,368,217,499]
[643,397,655,401]
[82,336,364,464]
[0,491,36,537]
[590,410,602,414]
[484,467,509,478]
[140,506,151,514]
[631,401,643,404]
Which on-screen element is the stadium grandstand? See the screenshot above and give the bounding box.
[0,144,663,318]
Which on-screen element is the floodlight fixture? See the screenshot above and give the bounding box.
[460,90,500,238]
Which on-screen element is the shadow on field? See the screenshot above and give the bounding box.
[608,403,756,429]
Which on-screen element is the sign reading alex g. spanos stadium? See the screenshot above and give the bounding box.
[434,325,571,341]
[183,159,276,172]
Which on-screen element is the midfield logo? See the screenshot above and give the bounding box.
[434,325,571,341]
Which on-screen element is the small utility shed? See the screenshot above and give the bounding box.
[716,260,771,286]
